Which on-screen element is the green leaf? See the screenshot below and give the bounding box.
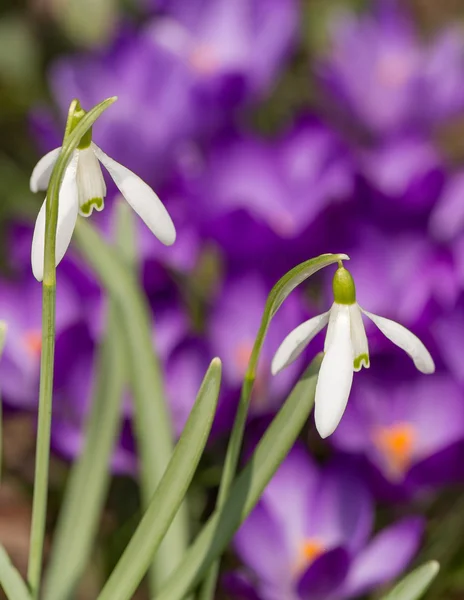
[0,322,7,357]
[157,355,322,600]
[382,561,440,600]
[199,252,348,598]
[97,358,222,600]
[0,544,31,600]
[43,204,130,600]
[74,218,189,589]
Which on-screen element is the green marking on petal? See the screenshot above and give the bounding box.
[79,197,104,217]
[354,353,369,370]
[332,266,356,305]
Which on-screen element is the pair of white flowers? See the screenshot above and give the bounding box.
[272,264,435,438]
[30,107,435,440]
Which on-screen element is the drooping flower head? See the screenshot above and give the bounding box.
[272,262,435,438]
[30,99,176,281]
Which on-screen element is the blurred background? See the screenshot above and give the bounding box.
[2,0,464,598]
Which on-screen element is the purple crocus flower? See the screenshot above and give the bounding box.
[148,0,298,106]
[208,273,307,415]
[275,116,354,233]
[319,0,464,135]
[44,28,201,183]
[432,300,464,385]
[0,274,81,408]
[229,444,423,599]
[331,373,464,497]
[184,122,353,274]
[429,171,464,242]
[359,136,445,215]
[341,224,459,333]
[195,123,353,237]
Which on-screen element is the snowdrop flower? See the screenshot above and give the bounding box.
[29,105,176,281]
[272,263,435,439]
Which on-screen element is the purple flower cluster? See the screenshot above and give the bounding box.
[3,0,464,595]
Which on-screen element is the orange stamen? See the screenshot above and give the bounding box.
[189,45,218,74]
[293,539,325,576]
[23,331,42,357]
[377,54,413,88]
[235,341,253,374]
[373,423,416,481]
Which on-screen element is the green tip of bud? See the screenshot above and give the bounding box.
[64,98,93,148]
[332,265,356,305]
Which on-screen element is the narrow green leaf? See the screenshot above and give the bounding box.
[0,322,6,357]
[157,355,322,600]
[200,252,348,598]
[382,561,440,600]
[43,203,131,600]
[0,545,31,600]
[97,358,222,600]
[74,218,189,588]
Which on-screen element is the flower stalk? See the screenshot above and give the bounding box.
[198,253,347,599]
[26,97,117,599]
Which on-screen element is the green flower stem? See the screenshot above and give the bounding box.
[198,253,347,599]
[43,302,126,600]
[43,204,131,600]
[27,280,56,599]
[26,97,117,599]
[74,218,189,591]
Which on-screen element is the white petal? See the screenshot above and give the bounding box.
[271,311,330,375]
[76,147,106,216]
[315,305,354,439]
[324,303,341,351]
[93,144,176,245]
[349,304,369,371]
[362,308,435,374]
[30,147,62,193]
[31,156,79,281]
